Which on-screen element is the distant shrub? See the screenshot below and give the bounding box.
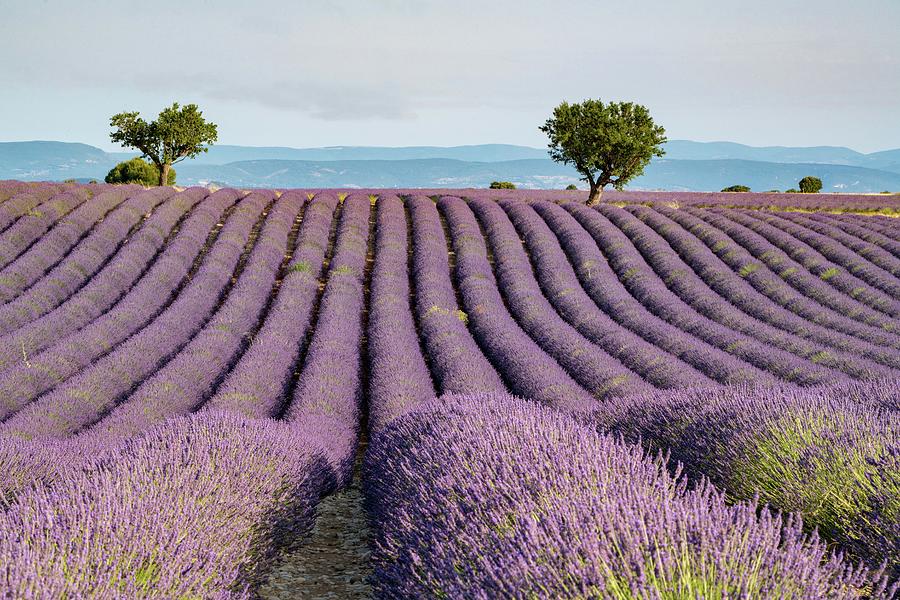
[105,158,176,186]
[786,188,800,193]
[721,185,751,193]
[799,176,823,194]
[63,178,77,184]
[489,181,516,189]
[766,189,780,193]
[565,184,578,190]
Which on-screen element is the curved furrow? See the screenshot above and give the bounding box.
[0,184,69,233]
[809,213,900,260]
[712,208,900,317]
[83,192,307,441]
[0,191,271,437]
[469,197,654,399]
[0,186,136,304]
[366,195,436,433]
[682,207,900,338]
[780,212,900,279]
[283,194,372,487]
[438,196,597,412]
[0,189,91,270]
[617,205,898,376]
[535,201,776,386]
[406,196,506,396]
[501,199,717,389]
[580,205,841,385]
[0,187,186,336]
[0,188,213,371]
[742,210,900,301]
[202,193,341,419]
[848,214,900,243]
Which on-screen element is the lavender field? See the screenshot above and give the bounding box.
[0,180,898,598]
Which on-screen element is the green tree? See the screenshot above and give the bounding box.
[109,102,217,186]
[798,176,823,194]
[786,188,800,193]
[540,99,666,206]
[721,185,751,193]
[565,184,578,190]
[106,158,176,186]
[489,181,516,189]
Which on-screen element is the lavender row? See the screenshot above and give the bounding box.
[617,205,898,376]
[0,186,132,303]
[205,193,340,418]
[468,197,653,399]
[501,198,718,388]
[712,207,900,317]
[366,393,888,598]
[0,411,334,598]
[0,183,68,233]
[781,211,900,281]
[683,207,900,339]
[0,181,27,204]
[0,190,237,494]
[842,214,900,243]
[0,186,186,337]
[438,196,596,412]
[809,213,900,260]
[0,191,271,439]
[534,201,775,385]
[367,195,436,433]
[0,188,212,373]
[743,210,900,302]
[406,196,506,396]
[283,194,372,487]
[85,192,306,442]
[598,381,900,577]
[575,203,844,385]
[0,188,92,270]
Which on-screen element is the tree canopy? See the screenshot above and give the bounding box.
[540,100,666,205]
[109,102,216,186]
[489,181,516,189]
[799,176,823,194]
[721,185,751,193]
[106,158,176,186]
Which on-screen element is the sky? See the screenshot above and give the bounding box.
[1,0,898,153]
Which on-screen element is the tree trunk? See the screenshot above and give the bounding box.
[159,163,171,187]
[587,184,603,206]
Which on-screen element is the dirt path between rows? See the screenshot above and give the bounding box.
[258,459,373,599]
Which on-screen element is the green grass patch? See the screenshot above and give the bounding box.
[819,267,840,280]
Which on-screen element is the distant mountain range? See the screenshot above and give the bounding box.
[2,140,900,192]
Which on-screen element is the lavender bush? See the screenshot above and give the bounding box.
[597,380,900,577]
[366,393,889,598]
[0,411,334,598]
